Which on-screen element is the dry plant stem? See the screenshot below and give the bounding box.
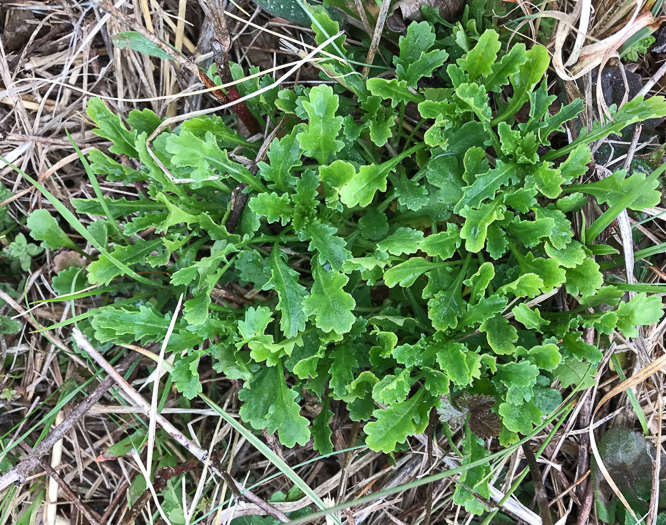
[209,1,262,134]
[576,483,595,525]
[71,329,289,523]
[38,457,103,525]
[0,351,140,492]
[639,59,666,96]
[226,182,250,233]
[362,0,391,78]
[522,443,552,525]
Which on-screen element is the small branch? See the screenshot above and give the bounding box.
[209,1,262,134]
[225,183,249,233]
[0,351,140,492]
[362,0,391,77]
[522,443,552,525]
[39,458,103,525]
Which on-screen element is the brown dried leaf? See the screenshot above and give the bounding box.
[53,251,87,273]
[459,394,501,439]
[387,0,464,32]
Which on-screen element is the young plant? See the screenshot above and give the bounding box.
[25,13,666,515]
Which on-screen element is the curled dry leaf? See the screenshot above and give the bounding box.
[53,251,87,273]
[387,0,465,32]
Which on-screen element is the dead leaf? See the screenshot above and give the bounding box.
[387,0,465,32]
[53,251,87,273]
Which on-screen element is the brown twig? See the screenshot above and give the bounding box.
[226,182,249,233]
[39,458,104,525]
[522,442,552,525]
[0,351,140,492]
[208,1,262,134]
[362,0,391,77]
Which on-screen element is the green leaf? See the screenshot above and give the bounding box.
[88,239,161,286]
[266,248,308,338]
[319,160,355,206]
[454,429,492,514]
[26,210,78,251]
[249,193,293,225]
[571,169,661,211]
[395,22,448,87]
[112,31,173,59]
[339,145,422,208]
[312,397,334,455]
[480,315,518,355]
[372,369,412,405]
[484,43,528,93]
[367,78,423,107]
[329,343,358,397]
[560,332,602,363]
[546,96,666,160]
[507,215,555,248]
[366,388,433,452]
[519,344,561,370]
[91,304,169,344]
[492,44,550,125]
[460,199,505,253]
[377,227,424,255]
[428,256,470,331]
[420,224,461,260]
[384,258,436,288]
[460,295,507,328]
[498,400,542,434]
[302,264,355,334]
[456,160,514,211]
[297,85,344,164]
[455,82,492,122]
[87,98,138,157]
[526,162,565,199]
[464,262,495,304]
[239,363,310,447]
[172,350,204,399]
[359,208,389,241]
[0,315,21,335]
[497,273,545,298]
[258,127,301,191]
[394,176,429,211]
[565,257,603,297]
[512,304,549,330]
[616,293,664,338]
[458,29,500,81]
[302,221,350,271]
[515,252,566,293]
[436,340,473,387]
[166,131,262,189]
[554,360,596,389]
[545,240,587,268]
[559,145,591,181]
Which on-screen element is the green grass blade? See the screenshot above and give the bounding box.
[0,155,162,289]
